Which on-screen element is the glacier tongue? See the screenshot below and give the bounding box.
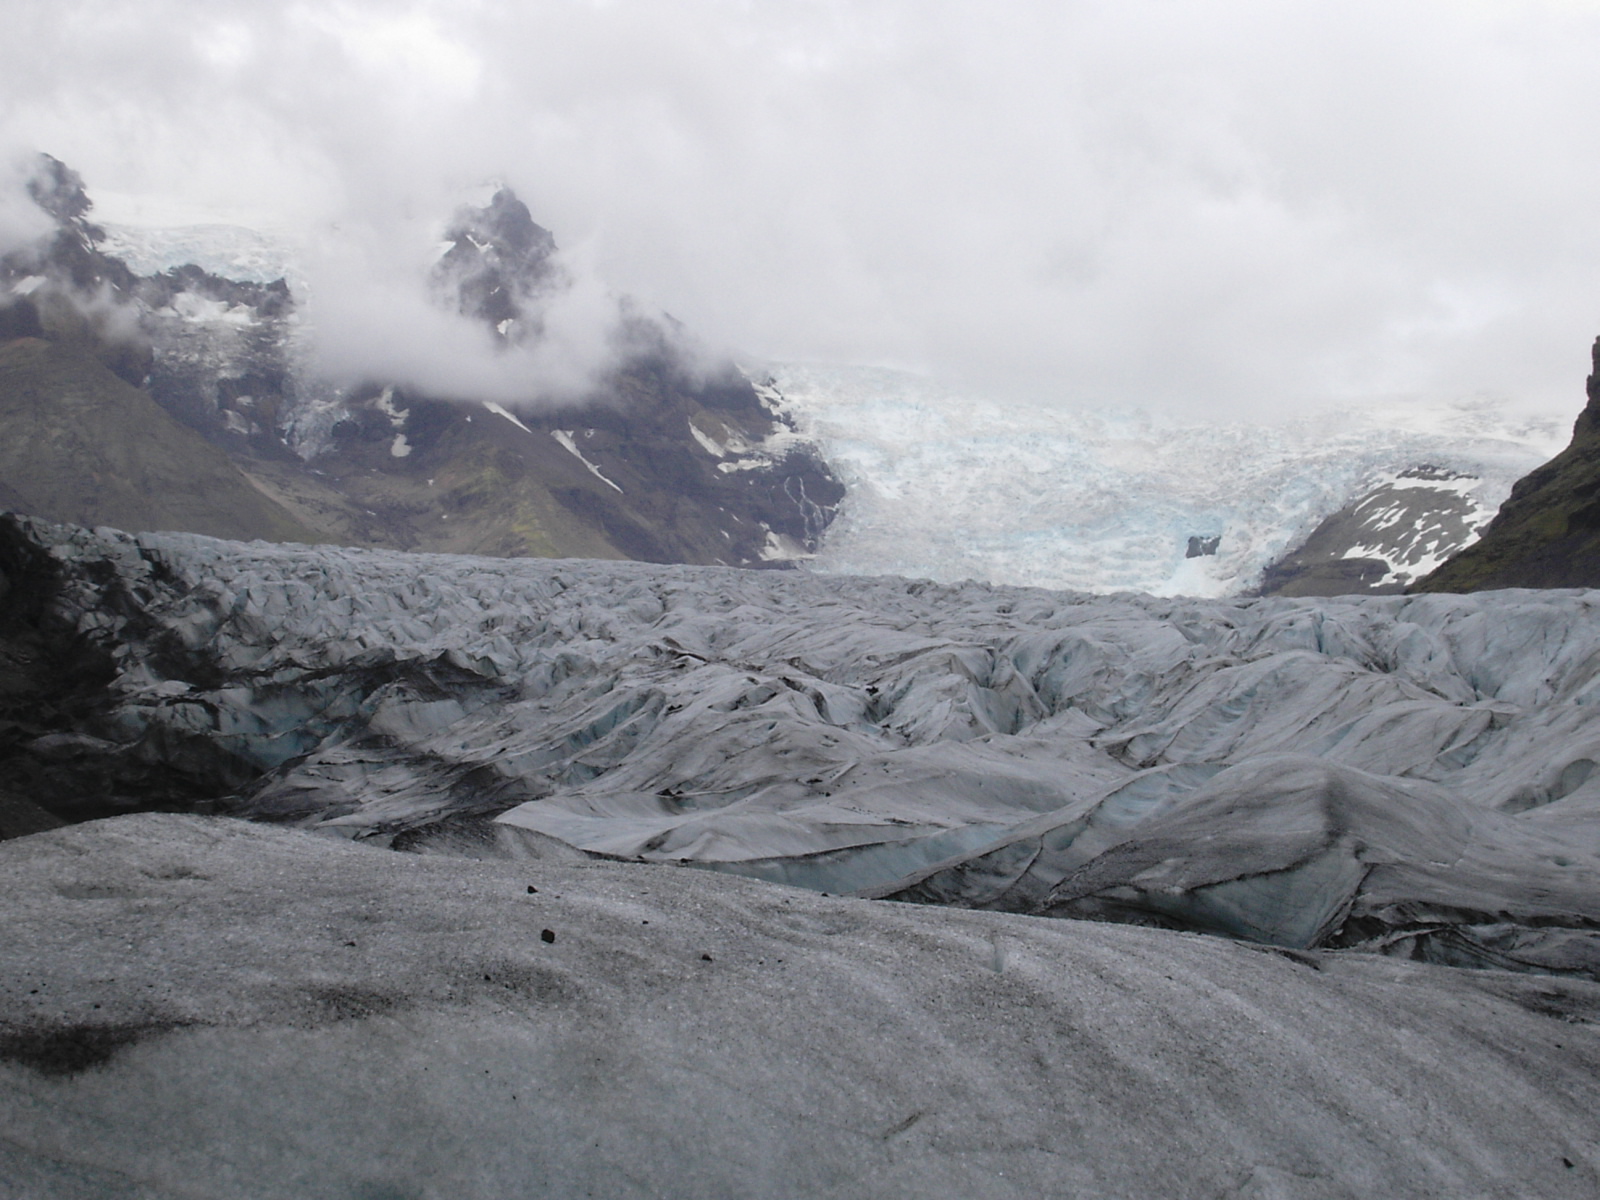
[769,363,1567,596]
[9,514,1600,979]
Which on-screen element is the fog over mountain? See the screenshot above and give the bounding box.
[7,0,1600,419]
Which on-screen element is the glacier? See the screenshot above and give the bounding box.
[96,221,302,291]
[769,362,1569,596]
[6,515,1600,1196]
[8,513,1600,975]
[76,206,1574,598]
[2,812,1596,1199]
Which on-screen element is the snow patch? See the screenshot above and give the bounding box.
[743,372,787,415]
[759,528,810,561]
[373,386,407,429]
[689,421,726,457]
[552,429,623,492]
[167,292,257,326]
[484,401,532,434]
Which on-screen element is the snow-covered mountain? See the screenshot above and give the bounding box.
[769,362,1567,597]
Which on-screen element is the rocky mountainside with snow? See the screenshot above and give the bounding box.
[1254,464,1493,595]
[0,155,841,566]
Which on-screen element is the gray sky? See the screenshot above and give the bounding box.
[7,0,1600,417]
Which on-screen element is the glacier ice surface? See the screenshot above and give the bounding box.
[9,518,1600,1194]
[11,516,1600,979]
[1,812,1597,1200]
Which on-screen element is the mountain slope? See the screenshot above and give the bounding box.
[1255,465,1492,596]
[0,156,841,567]
[0,337,318,542]
[1415,337,1600,591]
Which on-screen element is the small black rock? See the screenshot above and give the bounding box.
[540,928,555,944]
[701,953,713,962]
[526,885,538,894]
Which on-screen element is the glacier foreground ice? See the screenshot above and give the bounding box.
[1,812,1597,1200]
[7,514,1600,980]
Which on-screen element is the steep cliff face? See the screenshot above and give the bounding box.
[0,155,842,564]
[1415,338,1600,591]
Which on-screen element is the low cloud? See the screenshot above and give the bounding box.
[6,1,1600,417]
[0,149,57,259]
[294,217,628,405]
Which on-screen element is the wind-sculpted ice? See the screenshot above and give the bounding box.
[13,516,1600,977]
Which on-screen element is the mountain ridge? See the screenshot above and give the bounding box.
[0,154,842,565]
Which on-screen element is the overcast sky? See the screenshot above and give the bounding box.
[7,0,1600,417]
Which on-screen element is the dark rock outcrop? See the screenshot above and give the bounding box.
[1416,337,1600,591]
[432,186,560,342]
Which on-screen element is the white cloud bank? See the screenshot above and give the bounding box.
[5,0,1600,416]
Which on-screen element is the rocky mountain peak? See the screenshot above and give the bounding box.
[1,157,843,568]
[1578,333,1600,436]
[3,153,128,294]
[433,185,561,342]
[24,153,96,233]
